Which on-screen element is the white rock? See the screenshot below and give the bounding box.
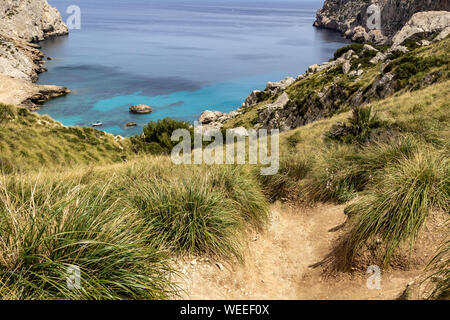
[342,49,355,60]
[387,45,409,55]
[370,52,387,64]
[363,44,378,53]
[198,110,223,124]
[392,11,450,46]
[342,61,351,74]
[433,26,450,42]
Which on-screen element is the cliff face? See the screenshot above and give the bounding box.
[0,0,68,81]
[0,0,68,42]
[314,0,450,43]
[0,0,69,108]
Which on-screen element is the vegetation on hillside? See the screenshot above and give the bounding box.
[0,104,131,172]
[0,37,448,300]
[223,36,449,130]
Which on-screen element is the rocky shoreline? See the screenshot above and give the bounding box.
[199,10,450,132]
[313,0,450,44]
[0,0,70,109]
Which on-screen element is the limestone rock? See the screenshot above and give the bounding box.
[342,61,352,74]
[342,49,356,60]
[307,64,320,74]
[433,26,450,42]
[352,26,369,43]
[266,77,295,94]
[198,110,223,124]
[387,45,409,55]
[0,73,70,110]
[0,0,68,42]
[369,72,397,99]
[314,0,449,43]
[242,90,262,108]
[368,30,388,45]
[392,11,450,46]
[370,52,387,64]
[129,104,153,114]
[363,44,378,54]
[0,0,68,82]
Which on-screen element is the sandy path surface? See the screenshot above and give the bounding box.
[175,203,421,300]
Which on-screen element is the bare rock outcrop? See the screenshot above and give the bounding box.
[0,0,68,42]
[0,0,69,108]
[392,11,450,46]
[129,104,153,114]
[314,0,450,44]
[0,74,70,110]
[0,0,68,82]
[198,110,223,124]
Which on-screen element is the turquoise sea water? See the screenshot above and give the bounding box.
[37,0,349,136]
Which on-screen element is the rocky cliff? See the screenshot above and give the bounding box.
[314,0,450,44]
[0,0,69,108]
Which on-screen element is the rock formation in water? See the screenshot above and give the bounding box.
[0,0,69,108]
[313,0,450,44]
[130,105,153,114]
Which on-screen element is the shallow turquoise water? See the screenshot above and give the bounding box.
[37,0,349,136]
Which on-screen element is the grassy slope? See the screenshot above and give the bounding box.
[0,104,132,172]
[0,39,448,299]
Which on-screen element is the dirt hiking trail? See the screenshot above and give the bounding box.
[175,203,429,300]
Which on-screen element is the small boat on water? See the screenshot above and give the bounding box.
[92,121,103,127]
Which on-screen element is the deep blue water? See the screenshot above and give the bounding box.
[37,0,349,136]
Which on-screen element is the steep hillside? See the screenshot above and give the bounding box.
[0,0,68,81]
[1,76,448,300]
[209,35,449,132]
[0,1,448,301]
[0,103,131,173]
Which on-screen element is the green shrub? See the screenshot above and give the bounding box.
[142,117,193,153]
[334,44,365,59]
[385,55,446,81]
[327,106,384,144]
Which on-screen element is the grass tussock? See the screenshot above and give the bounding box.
[306,136,420,203]
[129,165,268,261]
[0,177,175,300]
[426,240,450,300]
[344,151,449,266]
[0,160,269,298]
[256,152,311,202]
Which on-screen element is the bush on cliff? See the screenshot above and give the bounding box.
[131,117,194,155]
